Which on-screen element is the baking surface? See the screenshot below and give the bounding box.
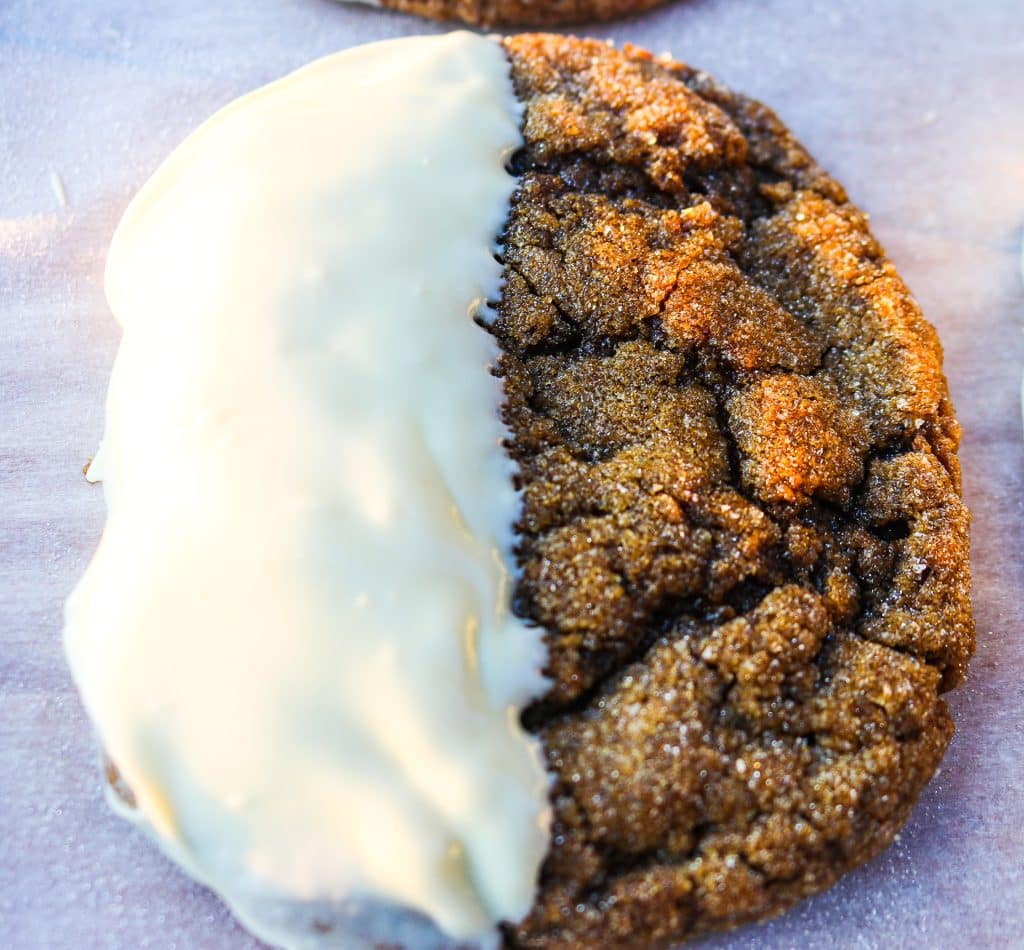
[1,0,1022,947]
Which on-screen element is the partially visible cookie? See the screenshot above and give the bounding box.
[495,33,974,948]
[356,0,669,27]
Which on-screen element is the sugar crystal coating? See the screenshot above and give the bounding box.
[495,35,973,948]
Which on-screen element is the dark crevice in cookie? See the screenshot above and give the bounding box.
[868,435,918,463]
[713,577,777,618]
[643,315,674,353]
[512,149,684,210]
[709,384,743,486]
[867,519,912,544]
[520,613,668,733]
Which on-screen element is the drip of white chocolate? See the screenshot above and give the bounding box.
[65,32,550,948]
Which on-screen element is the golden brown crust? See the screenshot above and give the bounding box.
[495,34,974,947]
[374,0,668,27]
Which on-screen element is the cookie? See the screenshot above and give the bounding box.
[67,31,973,950]
[351,0,668,27]
[497,33,973,947]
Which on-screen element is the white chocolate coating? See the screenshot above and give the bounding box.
[65,32,549,948]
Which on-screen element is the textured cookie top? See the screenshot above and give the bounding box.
[495,34,973,948]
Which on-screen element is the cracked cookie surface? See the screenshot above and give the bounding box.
[495,34,973,948]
